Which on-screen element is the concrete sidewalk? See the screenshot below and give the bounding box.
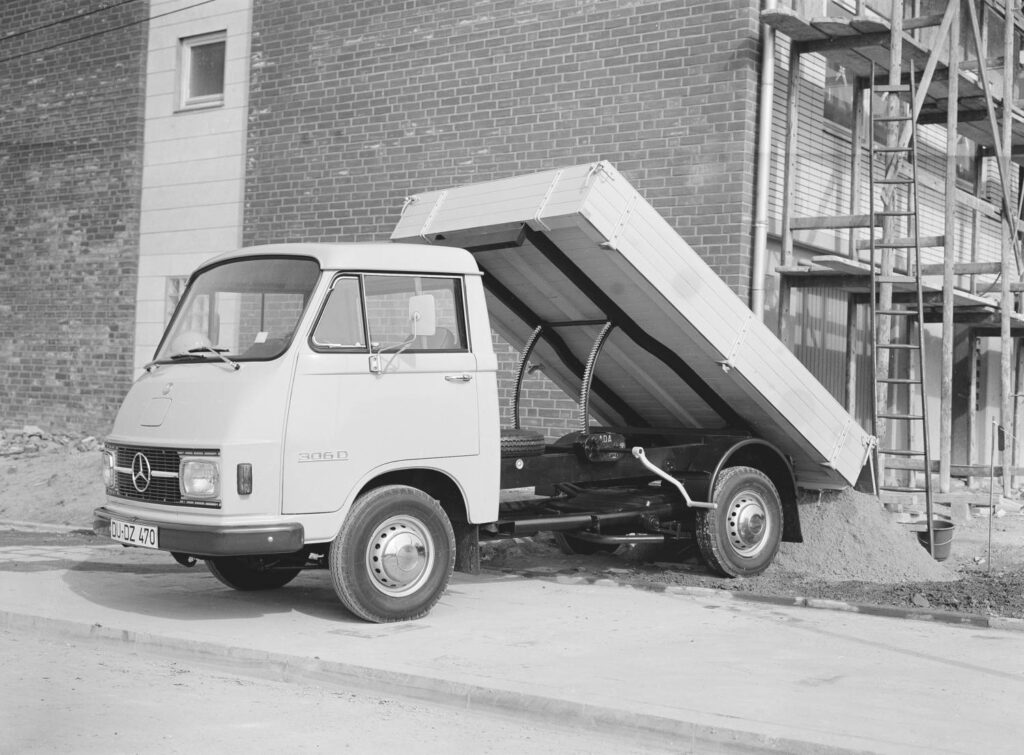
[1,542,1021,754]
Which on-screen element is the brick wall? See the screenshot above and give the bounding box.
[0,0,148,434]
[244,0,762,437]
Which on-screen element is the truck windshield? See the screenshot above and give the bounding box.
[155,256,321,363]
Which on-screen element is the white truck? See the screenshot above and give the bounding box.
[95,163,872,622]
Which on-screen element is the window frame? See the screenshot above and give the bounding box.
[309,272,471,355]
[153,255,321,364]
[178,31,227,111]
[310,276,369,352]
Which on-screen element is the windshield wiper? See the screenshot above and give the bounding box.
[154,346,240,371]
[184,346,240,370]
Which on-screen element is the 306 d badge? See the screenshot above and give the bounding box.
[297,450,349,463]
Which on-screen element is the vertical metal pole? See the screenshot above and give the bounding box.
[846,295,858,415]
[968,332,979,478]
[850,77,866,261]
[1001,0,1015,497]
[940,1,959,495]
[751,0,777,320]
[777,46,801,344]
[780,46,801,271]
[988,419,997,573]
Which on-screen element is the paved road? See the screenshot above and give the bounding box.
[1,539,1022,753]
[1,627,678,754]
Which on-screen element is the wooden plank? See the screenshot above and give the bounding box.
[760,9,828,41]
[809,255,871,275]
[856,235,945,250]
[920,261,1002,276]
[809,19,860,39]
[849,18,889,35]
[791,214,879,230]
[880,458,1024,476]
[902,13,943,32]
[882,491,1015,508]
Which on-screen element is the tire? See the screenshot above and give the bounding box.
[500,428,545,458]
[552,531,619,555]
[329,485,455,623]
[695,466,782,578]
[206,556,302,591]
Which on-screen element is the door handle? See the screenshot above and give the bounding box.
[444,374,473,383]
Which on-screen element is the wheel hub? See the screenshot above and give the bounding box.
[366,515,434,597]
[726,491,770,558]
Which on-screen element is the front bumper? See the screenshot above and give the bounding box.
[93,506,305,557]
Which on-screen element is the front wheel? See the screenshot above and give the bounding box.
[330,485,455,623]
[206,556,302,590]
[696,466,782,577]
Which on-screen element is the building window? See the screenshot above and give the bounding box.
[179,32,226,110]
[165,276,188,324]
[824,60,855,130]
[955,135,980,191]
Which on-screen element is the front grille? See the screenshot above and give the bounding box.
[109,444,220,507]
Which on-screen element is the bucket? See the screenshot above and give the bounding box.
[914,520,955,562]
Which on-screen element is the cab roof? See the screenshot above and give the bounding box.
[201,243,482,275]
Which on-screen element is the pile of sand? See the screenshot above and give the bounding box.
[772,488,956,583]
[0,448,105,528]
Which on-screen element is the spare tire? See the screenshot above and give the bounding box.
[500,428,546,458]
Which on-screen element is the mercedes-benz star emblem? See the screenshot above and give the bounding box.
[131,452,152,493]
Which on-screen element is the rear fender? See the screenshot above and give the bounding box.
[685,439,800,542]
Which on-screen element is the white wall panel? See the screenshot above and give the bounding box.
[134,0,253,373]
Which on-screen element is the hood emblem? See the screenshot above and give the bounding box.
[162,382,173,396]
[131,452,152,493]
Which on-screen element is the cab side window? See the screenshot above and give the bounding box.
[363,274,467,352]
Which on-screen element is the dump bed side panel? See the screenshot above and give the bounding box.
[392,162,872,488]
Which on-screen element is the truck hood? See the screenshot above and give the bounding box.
[109,360,295,448]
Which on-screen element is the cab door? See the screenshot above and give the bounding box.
[282,273,478,515]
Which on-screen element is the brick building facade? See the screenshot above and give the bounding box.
[0,0,147,434]
[244,2,761,294]
[242,0,763,435]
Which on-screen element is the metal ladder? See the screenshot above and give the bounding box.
[866,63,936,552]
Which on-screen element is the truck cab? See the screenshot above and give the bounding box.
[96,243,501,621]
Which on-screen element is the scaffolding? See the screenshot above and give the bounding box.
[763,1,1024,527]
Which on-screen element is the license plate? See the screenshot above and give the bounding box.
[109,519,159,549]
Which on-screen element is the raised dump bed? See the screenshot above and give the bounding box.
[392,161,872,489]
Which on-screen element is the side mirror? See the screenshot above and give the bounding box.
[409,294,436,337]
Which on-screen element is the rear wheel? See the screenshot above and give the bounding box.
[330,485,455,623]
[206,556,302,590]
[696,466,782,577]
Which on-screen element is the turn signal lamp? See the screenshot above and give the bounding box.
[101,450,115,490]
[237,463,253,496]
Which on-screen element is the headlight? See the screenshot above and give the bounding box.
[180,458,220,499]
[101,450,115,490]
